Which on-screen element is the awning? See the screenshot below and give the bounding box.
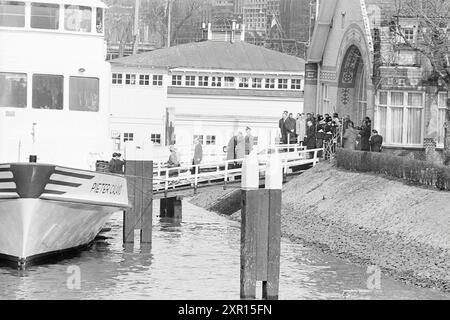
[307,0,338,63]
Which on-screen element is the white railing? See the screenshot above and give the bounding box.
[153,147,323,193]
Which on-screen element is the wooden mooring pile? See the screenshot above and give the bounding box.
[121,151,282,299]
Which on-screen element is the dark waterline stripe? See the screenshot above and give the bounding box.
[42,190,66,195]
[54,170,95,180]
[0,178,14,183]
[48,180,82,188]
[0,189,17,193]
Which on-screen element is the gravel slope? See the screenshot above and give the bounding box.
[189,162,450,292]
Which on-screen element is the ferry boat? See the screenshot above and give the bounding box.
[0,0,129,267]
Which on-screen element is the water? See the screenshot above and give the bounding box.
[0,201,449,300]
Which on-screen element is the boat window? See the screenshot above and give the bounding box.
[64,5,91,32]
[69,77,99,112]
[0,72,27,108]
[96,8,103,33]
[0,1,25,27]
[32,74,63,110]
[31,3,59,30]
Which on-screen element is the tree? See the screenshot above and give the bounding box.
[392,0,450,161]
[139,0,211,48]
[104,0,135,57]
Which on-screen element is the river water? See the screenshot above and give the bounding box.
[0,201,449,300]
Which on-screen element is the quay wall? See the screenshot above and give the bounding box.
[189,162,450,292]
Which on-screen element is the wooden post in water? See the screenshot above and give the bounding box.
[240,151,282,300]
[140,161,153,244]
[124,160,153,244]
[160,196,183,220]
[240,150,260,299]
[263,153,282,300]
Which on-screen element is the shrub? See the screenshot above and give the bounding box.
[335,149,450,191]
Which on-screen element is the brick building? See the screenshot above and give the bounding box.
[305,0,449,161]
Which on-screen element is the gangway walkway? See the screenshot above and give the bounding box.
[152,146,323,198]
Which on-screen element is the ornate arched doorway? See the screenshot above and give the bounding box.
[337,45,367,124]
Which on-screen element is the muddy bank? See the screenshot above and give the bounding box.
[189,162,450,292]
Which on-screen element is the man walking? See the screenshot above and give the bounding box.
[285,113,297,144]
[296,113,306,145]
[109,153,124,174]
[191,137,203,174]
[369,129,383,152]
[278,111,288,144]
[244,127,254,155]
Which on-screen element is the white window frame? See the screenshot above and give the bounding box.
[153,74,163,86]
[437,92,447,148]
[125,74,136,85]
[139,74,150,86]
[211,76,222,87]
[198,75,209,87]
[252,77,262,88]
[377,90,424,147]
[193,134,204,144]
[265,78,275,89]
[239,77,249,88]
[278,78,288,89]
[123,132,134,142]
[150,133,161,144]
[403,27,414,42]
[224,76,235,88]
[206,135,216,145]
[171,75,182,86]
[291,78,302,90]
[112,73,122,85]
[185,75,196,86]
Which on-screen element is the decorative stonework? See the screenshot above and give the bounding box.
[320,71,337,81]
[341,88,350,105]
[335,24,373,86]
[338,45,362,88]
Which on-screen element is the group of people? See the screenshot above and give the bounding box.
[279,111,383,153]
[342,116,383,152]
[226,126,255,161]
[166,137,203,172]
[109,152,125,174]
[279,111,341,150]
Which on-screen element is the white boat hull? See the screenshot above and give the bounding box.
[0,163,130,268]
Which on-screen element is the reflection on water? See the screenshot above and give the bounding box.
[0,201,449,300]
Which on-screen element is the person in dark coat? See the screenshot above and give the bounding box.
[191,138,203,174]
[284,113,297,144]
[167,146,180,167]
[369,130,383,152]
[244,127,254,155]
[109,153,124,174]
[226,134,237,161]
[235,131,245,159]
[342,115,351,135]
[278,111,288,144]
[343,121,357,150]
[359,119,371,151]
[304,120,316,150]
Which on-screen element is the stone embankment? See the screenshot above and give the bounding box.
[189,162,450,292]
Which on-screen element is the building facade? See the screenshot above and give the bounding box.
[305,0,449,160]
[109,39,305,162]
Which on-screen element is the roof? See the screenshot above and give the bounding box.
[110,41,305,73]
[26,0,107,8]
[307,0,337,63]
